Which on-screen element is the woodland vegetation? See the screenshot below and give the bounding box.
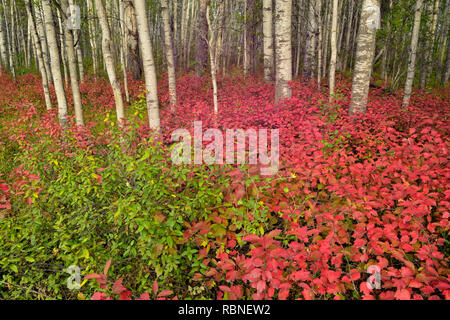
[0,0,448,300]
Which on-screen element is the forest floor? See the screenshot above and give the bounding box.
[0,71,449,300]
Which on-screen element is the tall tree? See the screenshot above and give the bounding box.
[349,0,381,115]
[196,0,209,76]
[124,0,142,80]
[275,0,292,103]
[95,0,125,125]
[161,0,177,108]
[42,0,69,126]
[420,0,440,88]
[403,0,424,108]
[60,0,84,126]
[329,0,339,100]
[263,0,273,81]
[25,0,52,111]
[133,0,161,132]
[303,0,317,81]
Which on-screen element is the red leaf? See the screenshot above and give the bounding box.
[152,280,159,295]
[395,289,411,300]
[158,289,173,298]
[138,292,150,300]
[112,279,127,295]
[103,259,112,276]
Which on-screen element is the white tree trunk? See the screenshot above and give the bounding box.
[420,0,439,88]
[403,0,424,108]
[35,3,52,86]
[329,0,339,100]
[206,4,219,114]
[303,0,317,81]
[161,0,178,108]
[275,0,292,103]
[87,0,99,75]
[95,0,126,125]
[263,0,274,81]
[25,0,52,111]
[119,0,130,103]
[0,13,8,70]
[133,0,161,132]
[42,0,69,126]
[61,0,84,126]
[349,0,380,115]
[316,0,322,88]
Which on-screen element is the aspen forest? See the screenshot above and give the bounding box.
[0,0,449,301]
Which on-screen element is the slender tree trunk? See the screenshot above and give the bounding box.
[263,0,274,81]
[206,4,218,114]
[322,0,332,77]
[303,0,317,81]
[42,0,69,126]
[349,0,381,115]
[0,13,8,70]
[343,0,355,71]
[196,0,209,76]
[275,0,292,103]
[420,0,440,88]
[329,0,339,100]
[35,4,52,86]
[295,0,303,78]
[95,0,126,125]
[87,0,99,75]
[57,10,69,85]
[2,0,14,78]
[60,0,84,126]
[25,0,52,111]
[133,0,161,132]
[403,0,424,108]
[124,0,142,80]
[443,36,450,84]
[317,0,323,88]
[119,0,130,103]
[161,0,178,108]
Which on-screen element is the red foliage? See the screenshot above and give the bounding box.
[0,71,448,300]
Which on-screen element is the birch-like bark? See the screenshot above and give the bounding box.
[161,0,178,108]
[317,0,322,88]
[61,0,84,126]
[275,0,292,103]
[303,0,317,81]
[196,0,209,76]
[402,0,424,108]
[343,0,355,71]
[349,0,380,115]
[295,0,303,78]
[329,0,339,100]
[263,0,274,80]
[133,0,161,132]
[95,0,125,125]
[119,0,130,103]
[0,13,7,70]
[57,10,68,85]
[35,4,52,86]
[206,4,218,114]
[420,0,439,88]
[87,0,99,75]
[124,0,142,80]
[68,0,84,82]
[443,36,450,84]
[42,0,69,126]
[322,1,331,77]
[1,0,14,77]
[25,0,52,111]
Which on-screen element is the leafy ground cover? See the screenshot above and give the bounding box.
[0,71,449,300]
